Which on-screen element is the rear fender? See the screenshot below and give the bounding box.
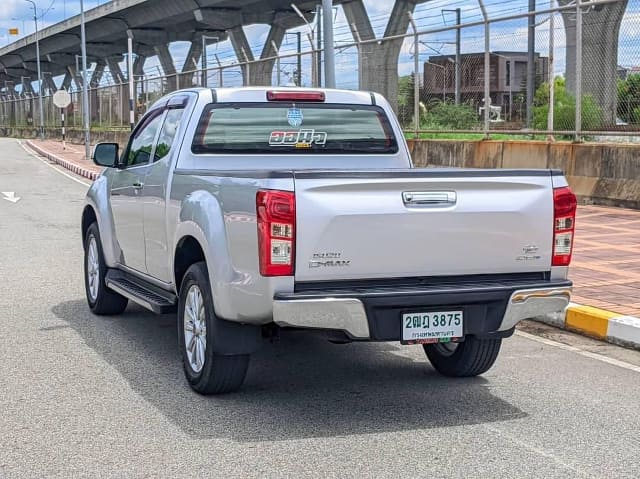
[173,190,239,319]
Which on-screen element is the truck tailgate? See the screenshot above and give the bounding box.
[293,170,554,282]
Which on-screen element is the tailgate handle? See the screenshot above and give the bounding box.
[403,191,457,207]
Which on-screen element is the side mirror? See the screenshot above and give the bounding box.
[92,143,119,168]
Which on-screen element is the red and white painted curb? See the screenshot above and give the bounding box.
[24,140,99,181]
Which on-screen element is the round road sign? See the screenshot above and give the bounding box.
[53,90,72,109]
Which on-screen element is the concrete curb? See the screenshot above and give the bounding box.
[535,303,640,351]
[24,140,99,181]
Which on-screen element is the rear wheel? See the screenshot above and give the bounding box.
[84,223,128,315]
[177,262,249,395]
[424,336,502,377]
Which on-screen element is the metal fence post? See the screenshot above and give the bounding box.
[575,0,583,142]
[547,3,555,140]
[479,0,490,138]
[408,13,420,135]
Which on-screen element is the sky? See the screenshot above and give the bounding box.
[1,0,639,89]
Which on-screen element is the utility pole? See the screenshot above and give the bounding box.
[80,0,91,160]
[127,30,135,130]
[322,0,335,88]
[408,12,420,134]
[443,8,462,105]
[316,4,322,87]
[296,31,302,86]
[547,1,555,140]
[454,8,461,105]
[478,0,490,137]
[202,35,208,87]
[527,0,536,129]
[24,0,44,139]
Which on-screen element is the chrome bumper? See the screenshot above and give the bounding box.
[273,298,371,339]
[498,286,572,331]
[272,285,572,340]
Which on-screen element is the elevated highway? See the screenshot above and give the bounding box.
[0,0,426,110]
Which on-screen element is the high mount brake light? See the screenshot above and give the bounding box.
[266,91,326,102]
[257,190,296,276]
[552,186,577,266]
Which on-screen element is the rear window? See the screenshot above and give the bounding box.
[191,103,398,155]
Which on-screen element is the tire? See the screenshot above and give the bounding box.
[177,261,249,395]
[84,223,128,315]
[424,336,502,377]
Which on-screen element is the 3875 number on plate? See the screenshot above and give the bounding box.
[402,311,463,344]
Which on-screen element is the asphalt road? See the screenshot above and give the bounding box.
[1,137,639,479]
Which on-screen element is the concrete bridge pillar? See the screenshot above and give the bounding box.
[560,0,628,126]
[90,61,106,123]
[61,73,72,91]
[154,44,177,91]
[180,38,203,87]
[133,55,146,113]
[42,73,57,94]
[21,77,34,96]
[90,61,106,88]
[344,0,417,112]
[252,24,286,86]
[106,58,126,85]
[65,65,84,91]
[228,26,253,86]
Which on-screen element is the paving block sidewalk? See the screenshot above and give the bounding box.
[25,139,102,181]
[24,140,640,348]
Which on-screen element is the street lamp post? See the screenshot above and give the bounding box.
[23,0,44,139]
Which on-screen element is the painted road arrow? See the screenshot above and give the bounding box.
[2,192,21,203]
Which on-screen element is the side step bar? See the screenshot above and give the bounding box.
[105,269,177,314]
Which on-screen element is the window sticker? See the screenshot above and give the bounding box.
[269,129,328,147]
[287,107,303,127]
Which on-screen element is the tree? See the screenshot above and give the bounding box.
[533,77,602,131]
[617,73,640,124]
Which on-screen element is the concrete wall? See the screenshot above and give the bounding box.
[407,139,640,210]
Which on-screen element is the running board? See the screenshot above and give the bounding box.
[105,269,177,314]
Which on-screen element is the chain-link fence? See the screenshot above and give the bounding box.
[1,0,638,141]
[399,0,640,139]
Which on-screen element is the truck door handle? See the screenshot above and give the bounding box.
[132,182,144,189]
[402,191,457,206]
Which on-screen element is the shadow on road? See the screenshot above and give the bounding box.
[53,299,527,442]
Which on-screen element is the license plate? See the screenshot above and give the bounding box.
[402,311,463,344]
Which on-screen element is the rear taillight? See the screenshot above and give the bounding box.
[257,190,296,276]
[552,186,577,266]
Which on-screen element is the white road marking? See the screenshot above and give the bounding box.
[2,192,21,203]
[18,140,91,187]
[516,330,640,373]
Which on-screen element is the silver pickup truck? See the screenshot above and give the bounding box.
[82,87,575,394]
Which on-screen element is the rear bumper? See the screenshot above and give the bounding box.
[273,278,572,340]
